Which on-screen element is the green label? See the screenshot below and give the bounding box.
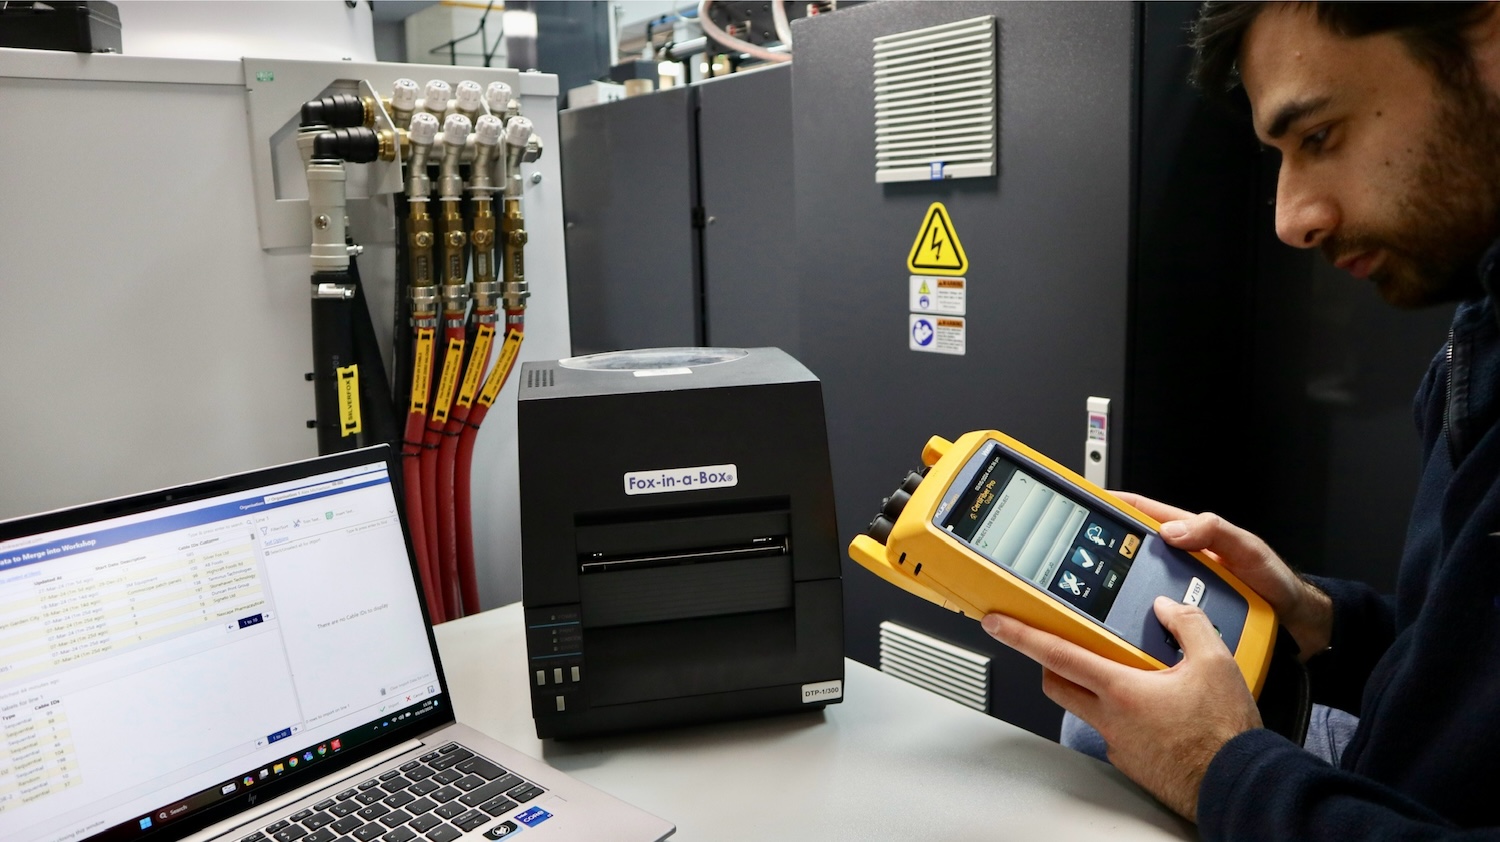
[255,70,274,82]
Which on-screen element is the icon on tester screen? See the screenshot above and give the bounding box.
[1068,546,1098,572]
[1059,570,1084,596]
[1084,521,1117,549]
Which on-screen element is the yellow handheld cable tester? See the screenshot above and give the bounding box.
[849,430,1278,697]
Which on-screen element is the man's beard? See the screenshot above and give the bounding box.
[1320,78,1500,309]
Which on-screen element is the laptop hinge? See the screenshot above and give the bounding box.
[180,739,423,842]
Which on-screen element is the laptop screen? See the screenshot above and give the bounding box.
[0,446,451,842]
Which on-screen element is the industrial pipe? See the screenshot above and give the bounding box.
[421,112,473,619]
[401,111,445,623]
[453,115,535,615]
[439,112,503,618]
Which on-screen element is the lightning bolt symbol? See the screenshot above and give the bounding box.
[929,225,945,260]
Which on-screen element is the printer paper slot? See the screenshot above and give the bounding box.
[580,536,788,573]
[579,555,793,628]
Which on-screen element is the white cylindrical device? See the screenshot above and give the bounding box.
[442,113,472,147]
[409,112,439,147]
[391,78,419,120]
[485,82,512,115]
[422,79,452,115]
[455,80,483,117]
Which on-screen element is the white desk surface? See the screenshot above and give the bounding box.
[434,603,1195,841]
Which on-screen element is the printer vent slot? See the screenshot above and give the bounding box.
[526,368,555,388]
[878,621,990,712]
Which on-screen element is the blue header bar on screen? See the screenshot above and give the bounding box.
[0,470,391,572]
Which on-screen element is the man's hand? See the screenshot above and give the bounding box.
[1113,491,1334,661]
[983,598,1261,822]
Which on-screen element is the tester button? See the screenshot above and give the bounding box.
[1182,577,1205,607]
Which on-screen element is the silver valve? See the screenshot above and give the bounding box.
[504,115,532,145]
[470,114,503,193]
[503,116,534,198]
[439,114,472,199]
[454,80,483,118]
[422,79,452,116]
[442,113,472,148]
[409,111,439,147]
[484,81,513,116]
[475,113,503,147]
[390,78,419,121]
[405,112,439,199]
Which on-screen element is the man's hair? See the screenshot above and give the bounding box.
[1192,2,1493,98]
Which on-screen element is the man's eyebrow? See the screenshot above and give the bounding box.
[1264,96,1332,139]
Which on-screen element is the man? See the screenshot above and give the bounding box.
[982,3,1500,838]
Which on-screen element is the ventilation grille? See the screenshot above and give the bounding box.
[525,368,554,389]
[878,621,990,711]
[872,15,998,184]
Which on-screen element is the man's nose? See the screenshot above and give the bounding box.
[1274,165,1338,249]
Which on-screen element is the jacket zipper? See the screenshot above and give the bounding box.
[1443,327,1457,463]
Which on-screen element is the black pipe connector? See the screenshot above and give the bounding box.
[312,128,380,164]
[300,93,366,128]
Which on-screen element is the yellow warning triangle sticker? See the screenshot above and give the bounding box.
[918,280,931,294]
[907,202,968,275]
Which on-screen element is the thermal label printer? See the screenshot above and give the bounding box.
[517,347,844,738]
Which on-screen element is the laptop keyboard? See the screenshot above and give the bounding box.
[240,743,548,842]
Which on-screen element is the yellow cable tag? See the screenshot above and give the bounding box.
[431,337,465,424]
[456,324,496,409]
[336,365,361,437]
[478,329,524,407]
[409,328,435,415]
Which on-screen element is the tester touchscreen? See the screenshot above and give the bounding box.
[849,430,1277,696]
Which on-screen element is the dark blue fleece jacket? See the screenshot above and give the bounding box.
[1198,239,1500,841]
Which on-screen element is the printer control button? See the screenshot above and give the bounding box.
[534,670,545,686]
[554,695,566,712]
[553,668,563,684]
[570,666,580,683]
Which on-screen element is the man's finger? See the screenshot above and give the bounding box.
[1158,511,1276,572]
[1154,596,1229,657]
[982,613,1131,693]
[1040,668,1100,721]
[1111,491,1197,524]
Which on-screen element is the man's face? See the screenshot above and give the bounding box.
[1239,5,1500,308]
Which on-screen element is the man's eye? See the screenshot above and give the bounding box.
[1301,127,1331,151]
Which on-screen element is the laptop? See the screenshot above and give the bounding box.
[0,445,674,842]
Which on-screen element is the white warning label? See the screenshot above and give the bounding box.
[909,314,966,356]
[909,276,966,315]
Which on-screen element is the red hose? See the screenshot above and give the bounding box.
[443,320,498,617]
[425,326,467,620]
[455,322,525,615]
[403,327,443,623]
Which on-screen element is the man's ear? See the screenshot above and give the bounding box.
[1470,4,1500,94]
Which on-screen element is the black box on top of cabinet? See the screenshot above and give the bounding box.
[517,346,844,739]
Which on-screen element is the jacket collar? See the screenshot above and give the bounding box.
[1445,236,1500,463]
